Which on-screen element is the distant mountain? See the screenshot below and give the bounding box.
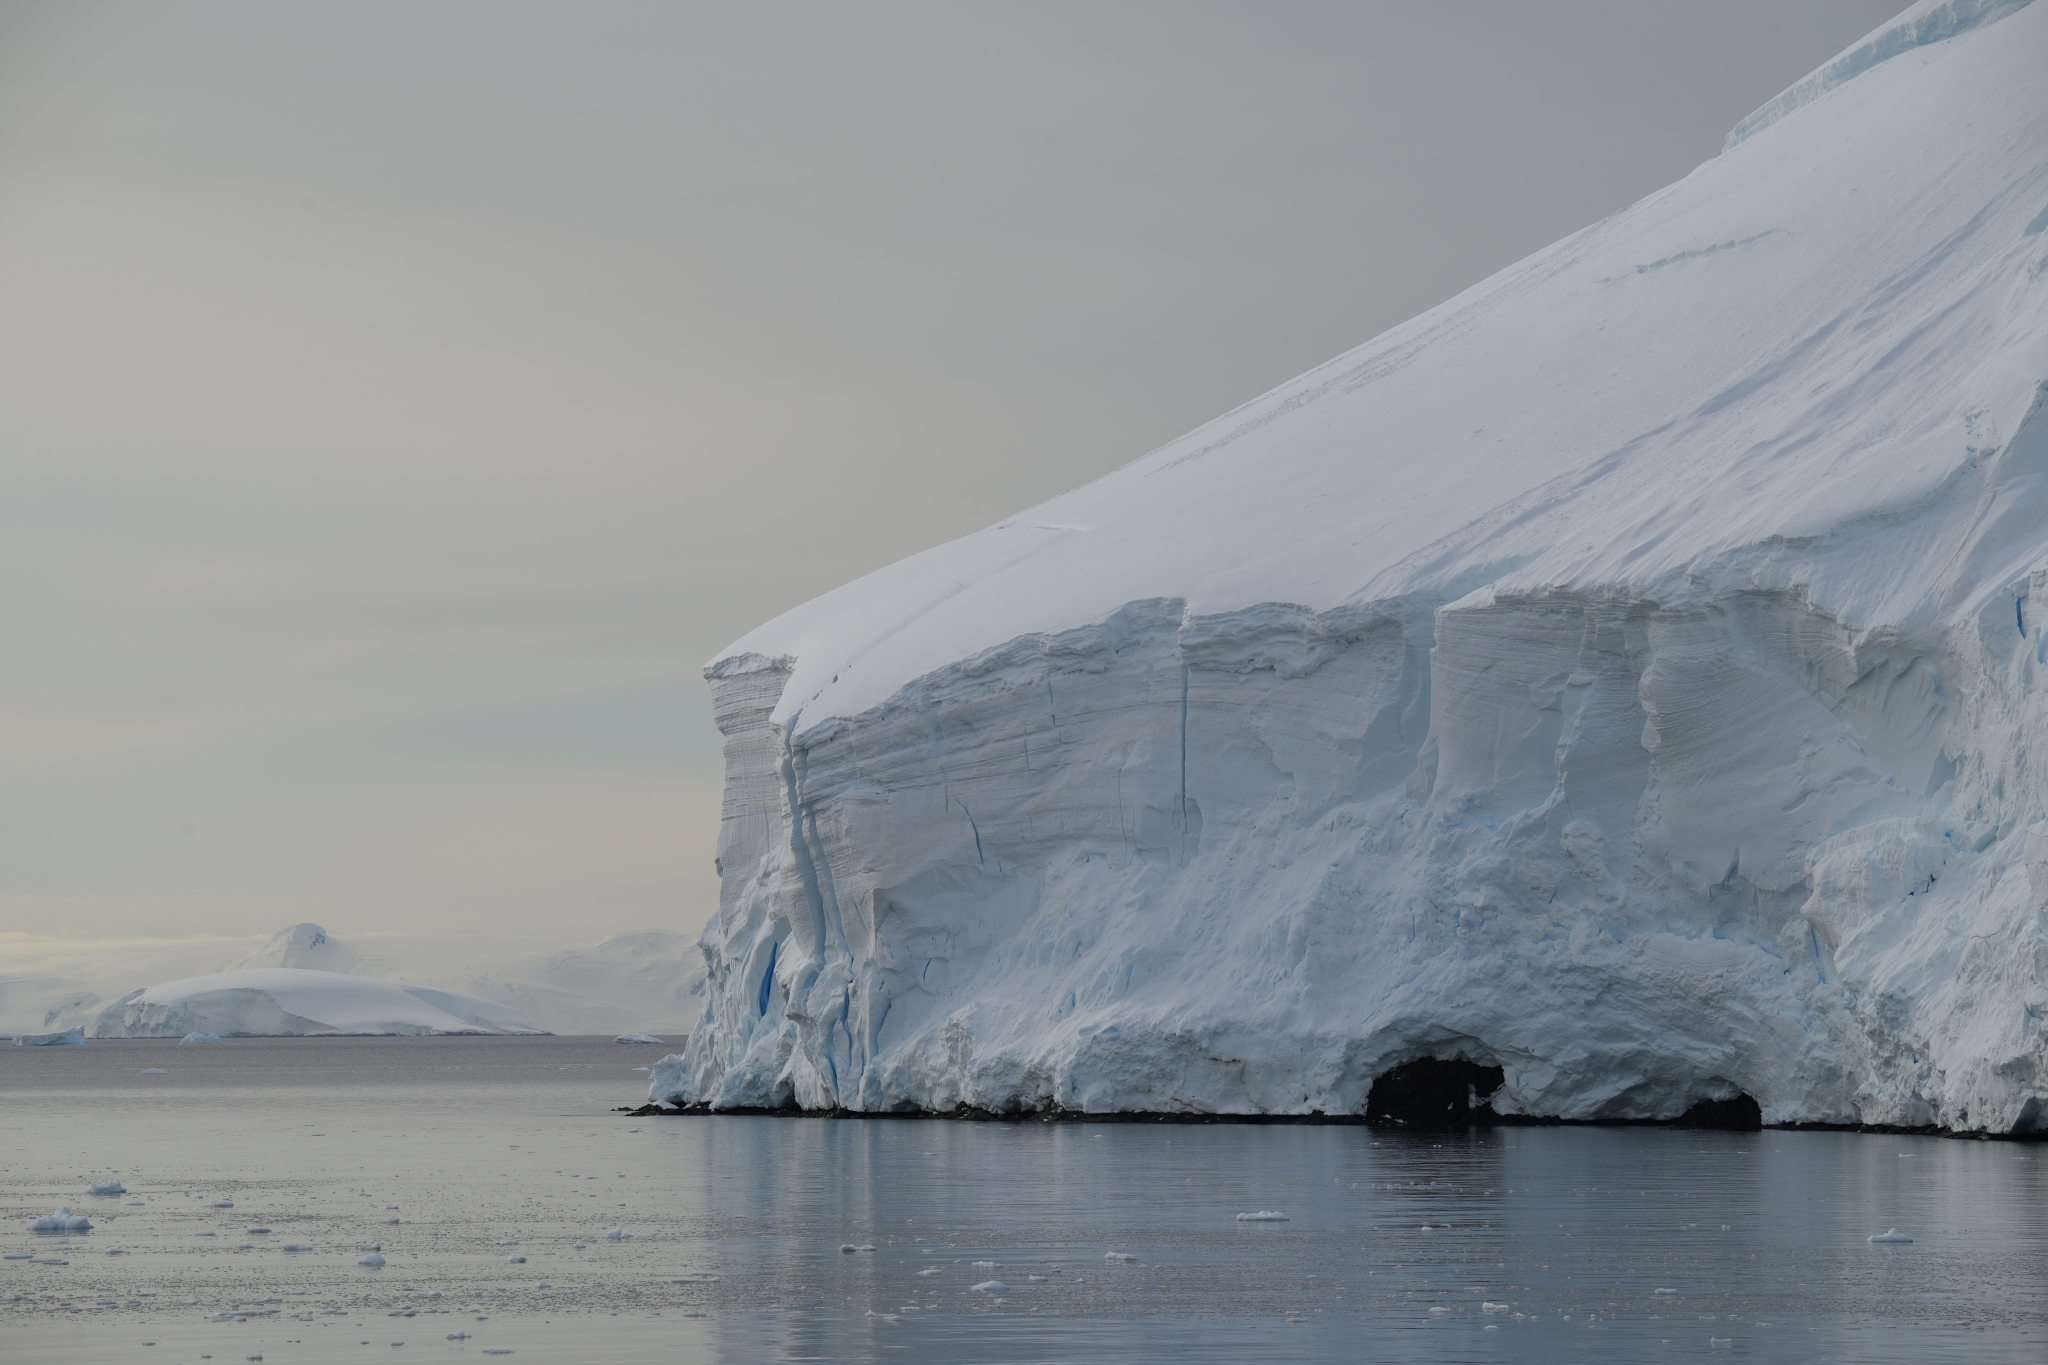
[93,967,547,1037]
[0,922,704,1038]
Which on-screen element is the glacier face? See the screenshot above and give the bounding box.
[655,1,2048,1133]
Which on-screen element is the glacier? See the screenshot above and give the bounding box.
[93,968,547,1037]
[654,0,2048,1134]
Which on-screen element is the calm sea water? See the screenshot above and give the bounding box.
[3,1036,2043,1364]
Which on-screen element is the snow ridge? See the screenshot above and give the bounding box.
[1726,0,2034,148]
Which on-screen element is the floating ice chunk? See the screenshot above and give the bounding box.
[446,1331,470,1340]
[383,1217,401,1224]
[179,1033,223,1045]
[971,1260,1001,1268]
[12,1027,85,1046]
[614,1033,664,1044]
[1235,1211,1289,1222]
[497,1240,518,1246]
[246,1226,271,1234]
[506,1255,526,1264]
[1482,1302,1511,1313]
[0,1292,20,1299]
[386,1205,399,1210]
[916,1267,941,1277]
[125,1200,144,1206]
[282,1243,312,1252]
[104,1247,126,1255]
[209,1200,234,1208]
[1104,1251,1138,1262]
[571,1242,586,1250]
[839,1243,858,1253]
[88,1181,128,1195]
[1428,1305,1451,1315]
[2,1253,27,1260]
[197,1231,216,1237]
[606,1228,630,1240]
[28,1256,68,1264]
[359,1253,387,1267]
[1655,1288,1680,1295]
[1868,1229,1914,1244]
[533,1282,550,1289]
[971,1280,1008,1293]
[30,1207,93,1231]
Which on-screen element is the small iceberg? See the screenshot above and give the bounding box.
[614,1032,665,1044]
[383,1216,401,1224]
[1868,1229,1914,1244]
[1482,1301,1510,1313]
[282,1243,313,1252]
[971,1260,1001,1268]
[87,1181,127,1196]
[446,1332,471,1340]
[971,1280,1008,1293]
[606,1228,630,1240]
[103,1246,127,1255]
[246,1225,271,1234]
[1235,1211,1289,1222]
[505,1255,526,1264]
[179,1033,224,1045]
[30,1207,93,1232]
[916,1267,941,1276]
[13,1027,85,1047]
[1104,1251,1138,1262]
[359,1253,387,1267]
[208,1200,234,1209]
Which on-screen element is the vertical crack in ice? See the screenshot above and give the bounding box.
[1177,664,1190,865]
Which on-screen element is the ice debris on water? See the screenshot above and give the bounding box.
[606,1228,630,1240]
[1235,1211,1289,1222]
[446,1332,470,1340]
[246,1226,271,1234]
[361,1243,382,1251]
[1482,1302,1510,1313]
[209,1200,234,1209]
[88,1181,128,1196]
[197,1231,216,1238]
[104,1247,126,1255]
[383,1216,401,1224]
[614,1033,664,1044]
[971,1280,1008,1293]
[31,1207,93,1231]
[497,1240,518,1246]
[1104,1251,1138,1262]
[359,1253,387,1267]
[506,1255,526,1264]
[1868,1229,1914,1244]
[917,1267,941,1277]
[125,1200,144,1206]
[282,1243,312,1252]
[179,1033,223,1045]
[1655,1288,1680,1295]
[971,1260,1000,1268]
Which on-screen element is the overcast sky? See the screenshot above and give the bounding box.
[0,1,1903,944]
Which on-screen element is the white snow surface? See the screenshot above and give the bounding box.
[92,968,546,1038]
[658,1,2048,1133]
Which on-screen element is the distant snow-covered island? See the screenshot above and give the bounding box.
[654,1,2048,1136]
[92,968,548,1038]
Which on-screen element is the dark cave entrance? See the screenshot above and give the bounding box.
[1364,1057,1504,1129]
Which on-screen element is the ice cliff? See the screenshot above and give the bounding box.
[656,0,2048,1133]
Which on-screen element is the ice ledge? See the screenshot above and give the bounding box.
[1726,0,2033,148]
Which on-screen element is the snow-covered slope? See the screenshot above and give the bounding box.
[0,923,703,1038]
[92,968,547,1037]
[658,1,2048,1133]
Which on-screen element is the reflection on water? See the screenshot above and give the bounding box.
[3,1036,2044,1363]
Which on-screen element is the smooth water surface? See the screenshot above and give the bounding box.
[3,1036,2044,1363]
